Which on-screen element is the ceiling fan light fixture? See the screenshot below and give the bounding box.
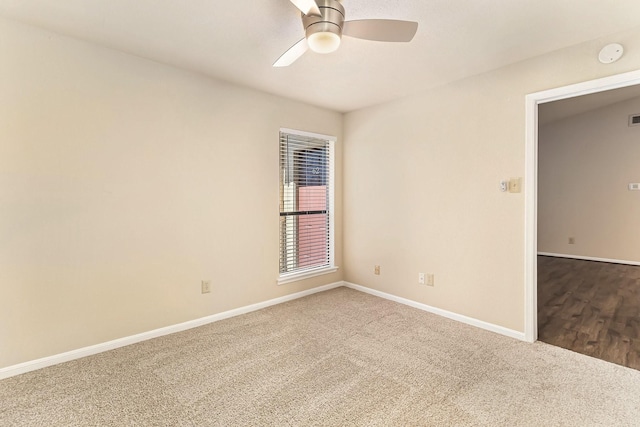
[307,31,341,54]
[275,0,418,67]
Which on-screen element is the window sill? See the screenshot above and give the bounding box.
[277,266,339,285]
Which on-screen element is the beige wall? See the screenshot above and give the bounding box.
[538,96,640,261]
[4,14,640,370]
[343,27,640,332]
[0,18,343,369]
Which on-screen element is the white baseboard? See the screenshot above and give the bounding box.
[0,281,343,380]
[344,282,526,341]
[538,252,640,266]
[2,280,527,380]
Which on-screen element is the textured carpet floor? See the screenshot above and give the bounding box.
[2,287,640,426]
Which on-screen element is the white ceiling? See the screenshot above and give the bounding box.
[1,0,640,112]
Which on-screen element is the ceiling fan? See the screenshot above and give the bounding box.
[274,0,418,67]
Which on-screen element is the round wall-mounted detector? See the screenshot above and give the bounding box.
[598,43,624,64]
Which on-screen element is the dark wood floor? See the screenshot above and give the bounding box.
[538,255,640,370]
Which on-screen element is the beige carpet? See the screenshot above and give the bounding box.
[2,287,640,426]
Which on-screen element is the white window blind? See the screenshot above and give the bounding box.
[279,130,334,277]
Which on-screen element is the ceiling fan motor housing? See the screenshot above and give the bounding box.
[302,0,345,41]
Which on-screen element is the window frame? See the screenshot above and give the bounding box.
[278,128,338,285]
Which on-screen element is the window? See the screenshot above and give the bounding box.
[279,129,337,284]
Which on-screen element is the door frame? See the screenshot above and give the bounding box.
[524,69,640,342]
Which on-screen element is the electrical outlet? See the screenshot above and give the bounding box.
[568,237,575,245]
[418,273,425,284]
[201,280,211,294]
[374,265,380,275]
[426,274,435,287]
[508,178,522,193]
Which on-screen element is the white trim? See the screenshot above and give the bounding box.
[277,265,339,285]
[328,139,336,272]
[2,280,529,380]
[524,69,640,343]
[538,252,640,266]
[527,69,640,105]
[524,92,538,343]
[278,129,337,284]
[279,127,337,142]
[0,281,343,380]
[344,282,526,341]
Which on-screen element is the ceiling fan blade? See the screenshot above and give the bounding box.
[289,0,321,17]
[343,19,418,42]
[273,38,309,67]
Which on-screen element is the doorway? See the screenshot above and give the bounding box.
[533,83,640,369]
[524,69,640,349]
